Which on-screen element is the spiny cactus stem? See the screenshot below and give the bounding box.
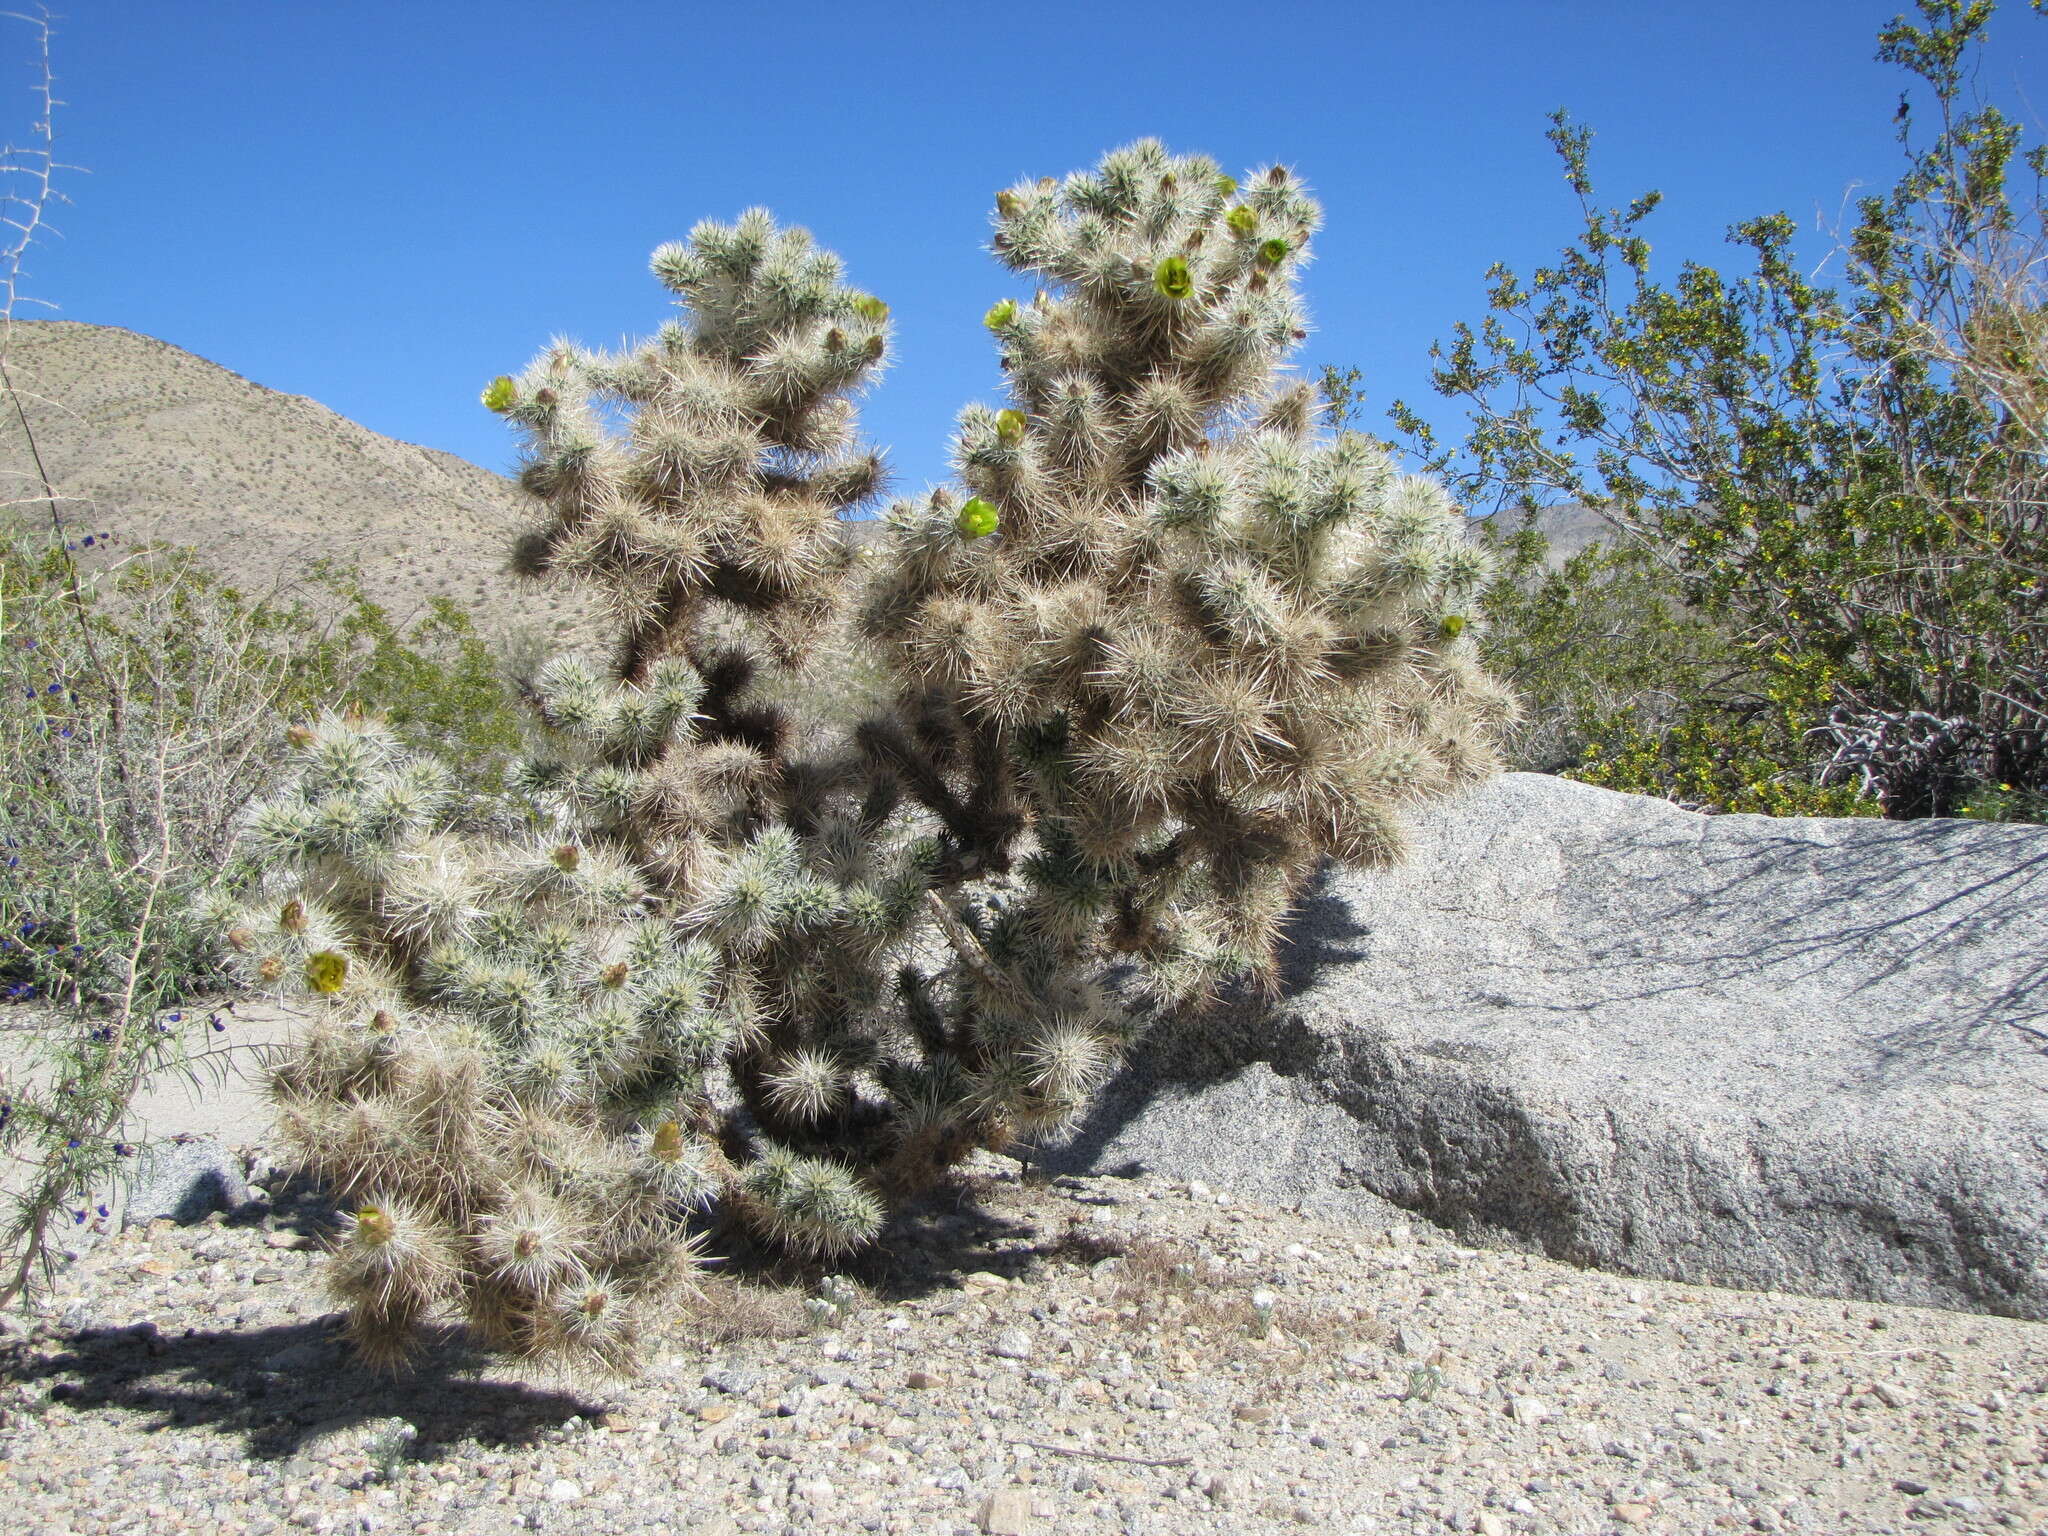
[923,890,1034,1010]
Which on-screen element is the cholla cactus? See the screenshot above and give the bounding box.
[226,212,904,1373]
[227,153,1514,1377]
[859,139,1517,1010]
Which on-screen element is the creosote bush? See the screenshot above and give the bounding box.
[1399,1,2045,819]
[228,143,1515,1375]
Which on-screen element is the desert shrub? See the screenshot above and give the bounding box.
[1395,0,2045,819]
[1470,516,1877,816]
[0,539,528,1006]
[0,533,324,1303]
[328,581,528,789]
[228,142,1516,1375]
[1320,371,1868,815]
[0,529,527,1307]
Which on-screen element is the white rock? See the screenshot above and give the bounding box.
[546,1478,582,1503]
[991,1327,1033,1360]
[978,1486,1034,1533]
[1510,1395,1551,1424]
[1393,1326,1435,1358]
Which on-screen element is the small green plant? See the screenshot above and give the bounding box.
[1249,1286,1278,1339]
[1403,1364,1443,1403]
[329,582,526,790]
[233,144,1516,1375]
[803,1272,862,1329]
[1956,780,2048,823]
[1466,513,1878,815]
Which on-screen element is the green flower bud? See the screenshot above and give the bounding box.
[1439,614,1467,639]
[995,190,1021,217]
[1153,256,1194,301]
[1257,237,1291,268]
[985,298,1019,330]
[995,409,1028,446]
[956,497,999,539]
[1215,173,1238,197]
[481,376,517,413]
[851,293,890,322]
[1226,205,1258,239]
[354,1206,394,1247]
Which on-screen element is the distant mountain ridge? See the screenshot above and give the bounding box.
[1464,500,1613,563]
[0,320,591,639]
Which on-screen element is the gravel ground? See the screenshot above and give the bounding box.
[1,1154,2043,1536]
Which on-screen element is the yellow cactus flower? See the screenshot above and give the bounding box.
[305,950,348,994]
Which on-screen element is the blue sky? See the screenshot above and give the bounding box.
[13,2,2044,506]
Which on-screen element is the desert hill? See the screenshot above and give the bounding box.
[0,319,591,640]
